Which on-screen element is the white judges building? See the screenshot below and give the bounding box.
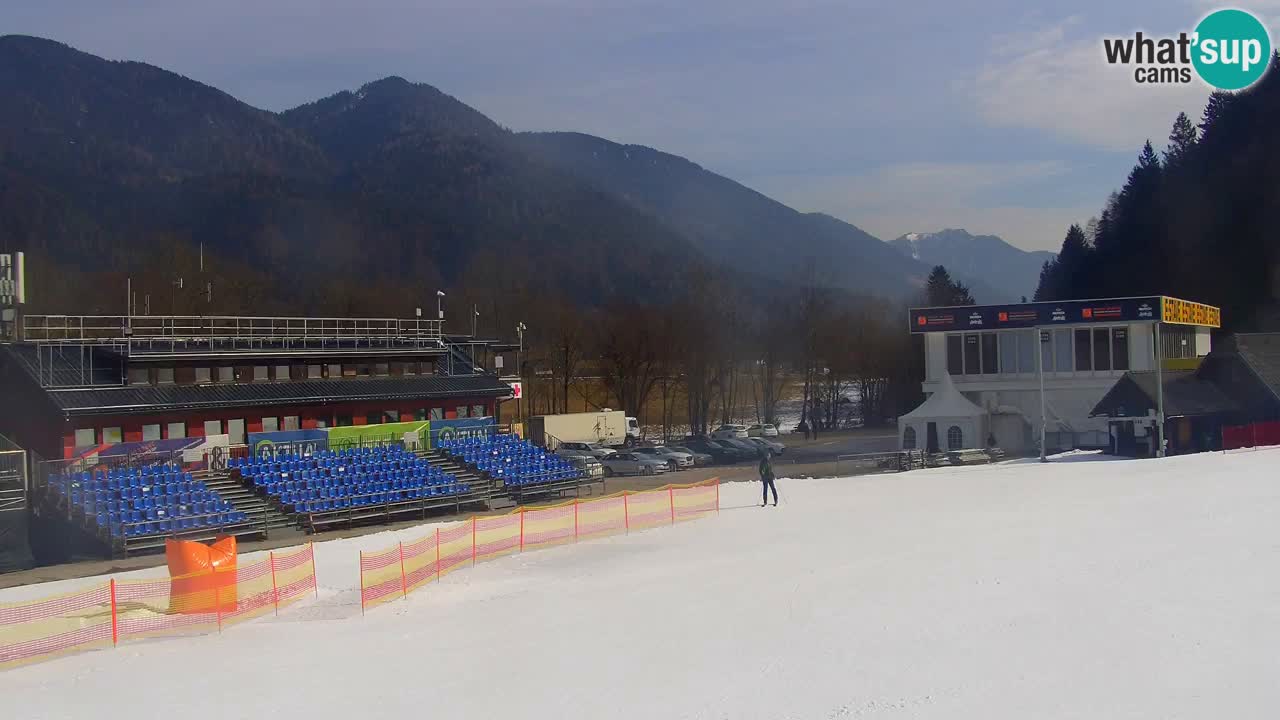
[899,296,1221,455]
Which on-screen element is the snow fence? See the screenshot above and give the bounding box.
[360,478,720,612]
[1,543,317,670]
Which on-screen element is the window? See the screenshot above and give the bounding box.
[217,366,234,383]
[999,333,1017,374]
[947,335,963,375]
[403,362,417,376]
[981,333,998,374]
[1093,328,1112,371]
[1074,329,1092,371]
[366,412,382,426]
[429,407,444,421]
[166,422,186,439]
[947,425,964,450]
[195,367,212,384]
[903,426,917,450]
[261,417,279,433]
[227,419,245,445]
[253,366,269,382]
[963,334,980,375]
[355,364,371,377]
[74,428,96,447]
[456,406,470,418]
[156,367,175,385]
[1016,330,1034,373]
[473,404,485,418]
[175,367,195,384]
[1112,328,1130,371]
[336,415,353,427]
[374,363,390,377]
[102,427,123,444]
[283,416,300,431]
[308,365,323,379]
[315,419,328,429]
[275,365,290,381]
[128,368,150,385]
[415,408,427,421]
[328,364,341,378]
[142,424,161,441]
[203,420,222,437]
[1054,329,1073,373]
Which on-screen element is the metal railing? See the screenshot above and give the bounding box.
[22,314,446,351]
[0,449,28,513]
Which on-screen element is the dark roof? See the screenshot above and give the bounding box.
[1091,370,1238,419]
[1234,333,1280,403]
[2,343,122,386]
[45,375,512,417]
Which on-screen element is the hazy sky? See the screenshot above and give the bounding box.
[6,0,1279,250]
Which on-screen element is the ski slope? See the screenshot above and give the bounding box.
[6,450,1280,719]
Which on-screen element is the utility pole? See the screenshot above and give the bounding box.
[1154,323,1165,457]
[1038,328,1048,462]
[517,322,527,422]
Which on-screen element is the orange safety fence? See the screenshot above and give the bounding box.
[1,544,318,671]
[359,478,720,613]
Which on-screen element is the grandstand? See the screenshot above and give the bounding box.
[439,433,596,501]
[231,446,486,531]
[0,312,521,562]
[45,464,255,554]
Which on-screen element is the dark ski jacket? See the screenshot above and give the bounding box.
[758,454,775,481]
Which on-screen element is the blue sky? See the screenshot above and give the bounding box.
[6,0,1279,250]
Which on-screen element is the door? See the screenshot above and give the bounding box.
[926,422,939,453]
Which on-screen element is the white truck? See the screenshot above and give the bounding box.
[526,410,640,449]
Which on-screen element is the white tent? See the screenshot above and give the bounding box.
[898,372,989,452]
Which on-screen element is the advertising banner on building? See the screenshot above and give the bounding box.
[427,417,495,448]
[247,430,328,460]
[910,297,1163,333]
[327,421,431,451]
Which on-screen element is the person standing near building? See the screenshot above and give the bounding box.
[759,450,778,507]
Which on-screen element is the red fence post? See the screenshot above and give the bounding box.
[574,499,579,541]
[269,551,280,616]
[472,517,477,567]
[520,509,525,552]
[435,528,441,583]
[669,486,675,525]
[109,579,119,647]
[309,543,318,598]
[715,477,720,513]
[398,542,408,598]
[1253,422,1258,451]
[624,492,630,533]
[359,550,366,616]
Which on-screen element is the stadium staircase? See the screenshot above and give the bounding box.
[414,448,513,509]
[197,470,304,541]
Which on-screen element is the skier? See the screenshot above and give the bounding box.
[758,449,778,507]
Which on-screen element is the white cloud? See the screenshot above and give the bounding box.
[970,16,1215,151]
[749,161,1095,252]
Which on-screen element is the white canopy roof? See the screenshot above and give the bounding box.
[900,372,986,420]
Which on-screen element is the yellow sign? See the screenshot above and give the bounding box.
[1161,296,1221,328]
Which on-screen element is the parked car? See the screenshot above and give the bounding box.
[711,424,750,440]
[746,436,785,456]
[719,437,766,457]
[600,452,669,476]
[557,441,617,459]
[683,435,753,463]
[667,446,713,466]
[632,446,694,471]
[562,453,604,478]
[747,423,780,438]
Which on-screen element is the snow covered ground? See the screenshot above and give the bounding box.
[6,449,1280,718]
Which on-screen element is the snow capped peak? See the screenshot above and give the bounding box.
[905,233,920,241]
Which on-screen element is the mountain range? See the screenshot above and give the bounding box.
[890,229,1055,303]
[0,35,1032,317]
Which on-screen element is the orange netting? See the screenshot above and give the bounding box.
[1,544,317,671]
[359,478,720,612]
